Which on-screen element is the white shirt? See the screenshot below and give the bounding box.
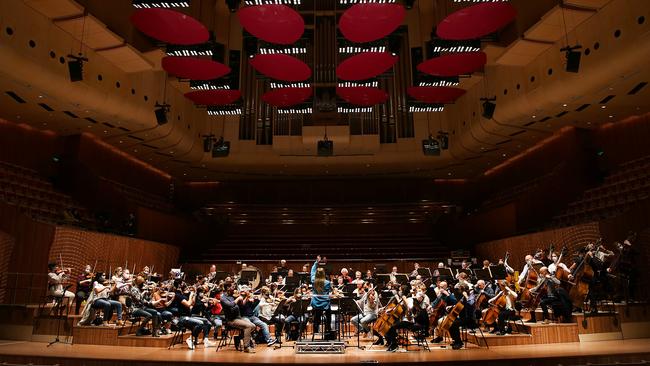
[548,262,570,275]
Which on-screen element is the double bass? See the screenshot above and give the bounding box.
[372,296,405,337]
[568,242,597,308]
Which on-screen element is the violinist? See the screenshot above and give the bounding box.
[170,284,215,350]
[206,286,224,340]
[206,264,217,283]
[283,288,308,340]
[238,286,277,347]
[221,284,257,353]
[351,285,380,337]
[258,286,284,342]
[488,280,517,335]
[409,262,420,278]
[129,275,162,337]
[91,272,124,326]
[47,262,75,314]
[115,269,133,310]
[75,264,93,314]
[351,271,364,285]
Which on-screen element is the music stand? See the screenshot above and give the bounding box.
[239,270,257,287]
[340,296,362,349]
[375,274,391,287]
[417,268,432,278]
[47,284,73,347]
[297,272,310,285]
[394,274,409,286]
[490,265,507,280]
[438,268,454,283]
[286,275,299,287]
[474,268,492,282]
[343,283,356,296]
[272,299,291,350]
[270,272,280,283]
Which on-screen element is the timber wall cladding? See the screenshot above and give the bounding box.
[0,231,15,303]
[474,222,601,267]
[48,227,180,282]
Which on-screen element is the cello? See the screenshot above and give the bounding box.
[481,289,507,326]
[437,301,464,337]
[372,296,405,337]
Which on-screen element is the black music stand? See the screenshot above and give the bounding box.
[490,265,507,280]
[270,272,280,283]
[290,299,309,341]
[394,274,409,286]
[213,271,228,283]
[417,268,432,278]
[474,268,492,282]
[438,268,455,283]
[297,272,310,285]
[47,284,72,347]
[272,299,292,350]
[346,296,364,349]
[239,270,257,287]
[375,274,391,287]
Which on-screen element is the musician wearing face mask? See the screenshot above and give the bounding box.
[351,285,380,337]
[47,262,75,314]
[75,264,93,315]
[129,276,162,337]
[169,284,215,350]
[78,272,123,326]
[533,267,572,324]
[282,288,308,340]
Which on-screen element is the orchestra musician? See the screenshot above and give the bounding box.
[339,268,352,284]
[409,262,420,278]
[129,275,162,337]
[47,262,75,314]
[383,286,430,352]
[311,255,333,338]
[389,266,399,283]
[168,283,215,350]
[351,285,380,337]
[351,271,364,285]
[489,280,518,335]
[220,284,257,353]
[238,285,277,347]
[75,264,93,314]
[78,272,124,326]
[533,267,572,323]
[258,286,284,343]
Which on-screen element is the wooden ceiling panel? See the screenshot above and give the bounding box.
[496,39,552,66]
[23,0,83,20]
[563,0,613,10]
[524,6,595,43]
[96,45,153,73]
[55,15,123,50]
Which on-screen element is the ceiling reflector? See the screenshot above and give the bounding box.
[130,8,209,45]
[249,54,312,81]
[339,3,405,43]
[436,2,517,40]
[417,52,487,77]
[336,52,398,81]
[162,57,231,80]
[238,4,304,45]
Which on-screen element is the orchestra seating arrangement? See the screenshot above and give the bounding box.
[0,161,92,225]
[552,155,650,227]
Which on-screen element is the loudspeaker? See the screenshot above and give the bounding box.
[317,140,333,156]
[566,50,581,73]
[68,60,83,82]
[482,101,496,119]
[155,107,168,125]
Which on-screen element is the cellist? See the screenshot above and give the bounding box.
[431,281,456,343]
[488,280,518,335]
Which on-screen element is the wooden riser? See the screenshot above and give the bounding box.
[468,322,579,346]
[117,333,191,348]
[467,333,534,347]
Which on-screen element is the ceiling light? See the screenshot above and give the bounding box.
[132,1,190,8]
[259,47,307,55]
[338,107,373,113]
[562,104,568,107]
[207,107,242,116]
[409,105,444,113]
[340,0,395,3]
[278,107,313,114]
[245,0,301,5]
[601,105,607,109]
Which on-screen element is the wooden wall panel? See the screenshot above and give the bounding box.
[0,230,15,303]
[48,227,180,286]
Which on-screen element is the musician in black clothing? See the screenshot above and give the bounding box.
[534,267,572,323]
[220,286,257,353]
[384,292,429,352]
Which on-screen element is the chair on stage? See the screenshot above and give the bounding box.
[216,324,244,352]
[168,322,187,349]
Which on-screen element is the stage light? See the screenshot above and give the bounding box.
[408,105,444,113]
[422,136,441,156]
[67,54,88,82]
[259,47,307,55]
[190,80,232,90]
[277,107,313,114]
[132,0,190,8]
[337,81,379,88]
[317,139,333,156]
[338,107,373,113]
[207,106,242,116]
[212,138,230,157]
[244,0,301,4]
[561,45,583,73]
[339,0,396,4]
[480,97,497,119]
[154,102,170,125]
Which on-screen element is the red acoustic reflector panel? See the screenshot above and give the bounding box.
[436,2,517,40]
[184,90,242,105]
[339,3,405,43]
[417,52,487,77]
[262,87,312,107]
[238,5,304,45]
[131,9,209,45]
[162,57,231,80]
[336,52,398,81]
[249,54,311,82]
[337,87,388,106]
[407,87,466,104]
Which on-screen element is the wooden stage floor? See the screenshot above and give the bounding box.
[0,338,649,366]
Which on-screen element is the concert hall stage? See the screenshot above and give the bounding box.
[0,338,649,366]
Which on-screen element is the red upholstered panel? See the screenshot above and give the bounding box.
[337,87,388,106]
[262,88,312,107]
[417,52,487,77]
[249,54,312,82]
[184,90,242,105]
[238,4,304,45]
[162,57,231,80]
[130,9,209,45]
[336,52,398,81]
[407,86,466,104]
[339,3,405,43]
[436,2,517,41]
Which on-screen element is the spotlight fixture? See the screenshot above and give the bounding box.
[418,76,460,87]
[480,97,497,119]
[339,0,396,4]
[132,0,190,8]
[259,47,307,55]
[270,82,311,88]
[154,102,171,125]
[190,80,232,90]
[212,137,231,158]
[338,107,373,113]
[166,43,217,57]
[561,45,583,73]
[277,107,313,114]
[207,106,242,116]
[338,46,386,54]
[337,81,379,88]
[422,135,441,156]
[67,54,88,82]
